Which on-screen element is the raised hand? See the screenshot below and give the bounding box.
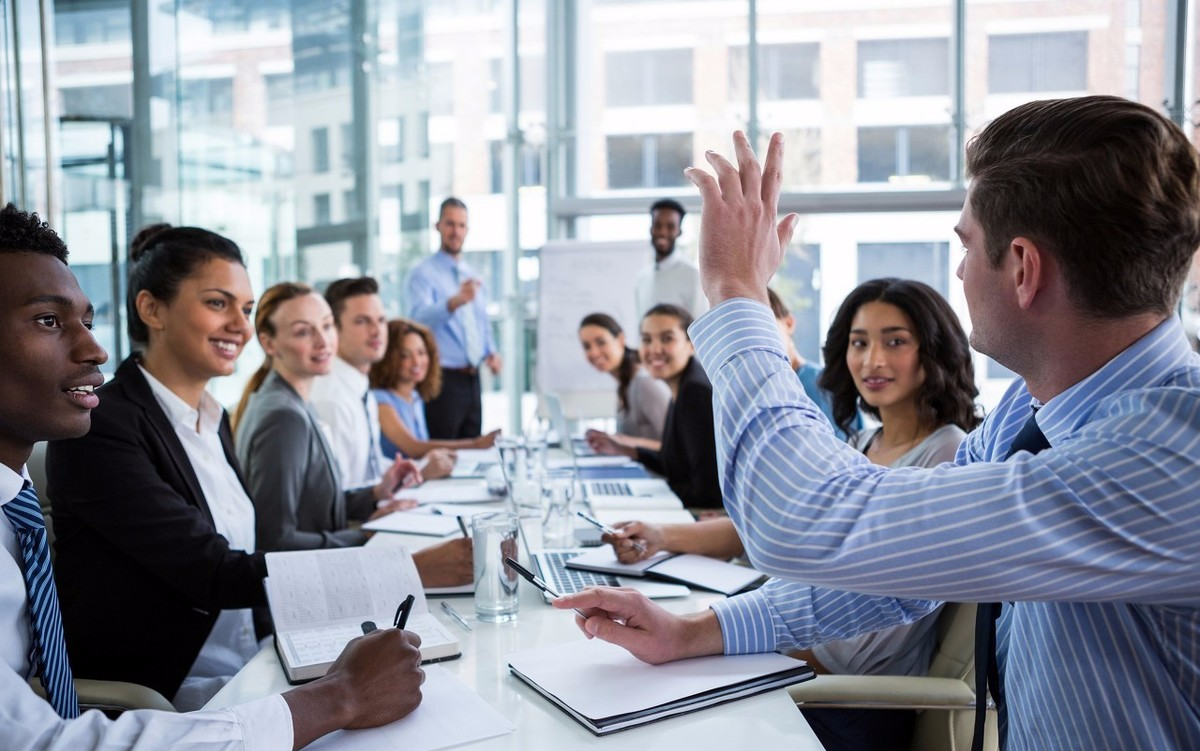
[685,131,799,308]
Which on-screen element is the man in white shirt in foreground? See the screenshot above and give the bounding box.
[0,203,427,751]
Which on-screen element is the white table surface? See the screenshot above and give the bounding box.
[205,495,824,749]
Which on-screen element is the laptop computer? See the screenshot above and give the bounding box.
[519,522,688,600]
[543,392,598,458]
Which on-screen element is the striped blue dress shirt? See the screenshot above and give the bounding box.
[694,298,1200,751]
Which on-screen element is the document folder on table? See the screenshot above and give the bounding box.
[508,638,814,736]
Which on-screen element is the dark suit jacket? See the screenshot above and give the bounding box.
[637,356,722,509]
[234,370,374,551]
[46,355,269,699]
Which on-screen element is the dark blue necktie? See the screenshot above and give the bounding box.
[971,411,1049,751]
[4,483,79,718]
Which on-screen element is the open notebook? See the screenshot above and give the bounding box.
[265,546,460,683]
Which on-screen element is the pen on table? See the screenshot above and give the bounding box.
[394,593,416,630]
[440,601,472,631]
[576,511,647,553]
[502,556,590,619]
[457,515,470,538]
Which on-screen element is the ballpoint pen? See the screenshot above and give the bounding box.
[576,511,647,553]
[440,600,473,631]
[394,593,416,630]
[457,515,470,538]
[502,557,589,619]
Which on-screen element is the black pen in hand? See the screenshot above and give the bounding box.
[394,593,416,630]
[502,557,589,619]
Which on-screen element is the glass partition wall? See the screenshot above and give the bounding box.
[1,0,1195,427]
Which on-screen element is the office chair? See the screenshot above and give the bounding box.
[787,602,998,751]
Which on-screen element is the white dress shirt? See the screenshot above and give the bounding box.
[310,357,382,488]
[633,251,709,319]
[1,462,293,751]
[139,367,262,711]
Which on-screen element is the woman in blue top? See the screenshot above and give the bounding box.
[370,318,498,480]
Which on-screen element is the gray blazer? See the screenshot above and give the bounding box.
[235,370,374,551]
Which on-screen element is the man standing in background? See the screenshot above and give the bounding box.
[633,198,708,318]
[406,197,502,439]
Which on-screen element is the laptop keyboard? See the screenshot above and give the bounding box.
[536,550,619,594]
[587,481,632,497]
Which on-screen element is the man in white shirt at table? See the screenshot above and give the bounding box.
[0,203,427,751]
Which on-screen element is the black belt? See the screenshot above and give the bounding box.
[443,366,479,376]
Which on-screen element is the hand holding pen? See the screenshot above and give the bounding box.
[502,557,590,619]
[577,512,653,562]
[361,593,416,635]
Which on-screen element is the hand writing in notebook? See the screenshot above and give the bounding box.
[552,587,725,665]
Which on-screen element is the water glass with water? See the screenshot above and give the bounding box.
[540,468,577,549]
[472,512,520,623]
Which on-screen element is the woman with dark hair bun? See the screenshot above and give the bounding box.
[48,224,266,708]
[45,225,468,711]
[578,312,669,449]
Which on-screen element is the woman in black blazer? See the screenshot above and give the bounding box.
[47,226,463,708]
[586,304,722,509]
[47,225,268,707]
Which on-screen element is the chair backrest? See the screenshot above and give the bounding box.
[927,602,977,682]
[910,602,994,751]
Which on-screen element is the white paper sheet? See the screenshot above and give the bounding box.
[305,665,514,751]
[402,480,498,505]
[362,511,460,536]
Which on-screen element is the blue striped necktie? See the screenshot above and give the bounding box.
[971,410,1050,751]
[4,483,79,718]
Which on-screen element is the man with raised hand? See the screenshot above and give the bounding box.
[557,97,1200,751]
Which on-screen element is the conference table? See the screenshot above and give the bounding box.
[205,473,825,750]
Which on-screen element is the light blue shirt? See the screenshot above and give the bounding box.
[694,298,1200,751]
[405,250,496,369]
[373,388,427,459]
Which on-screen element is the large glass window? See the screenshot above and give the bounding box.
[9,0,1187,415]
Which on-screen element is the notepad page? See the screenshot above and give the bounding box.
[265,546,429,631]
[278,613,457,669]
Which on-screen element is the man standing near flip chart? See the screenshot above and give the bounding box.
[633,198,709,318]
[406,197,502,440]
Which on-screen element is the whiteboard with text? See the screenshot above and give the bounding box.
[536,240,648,419]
